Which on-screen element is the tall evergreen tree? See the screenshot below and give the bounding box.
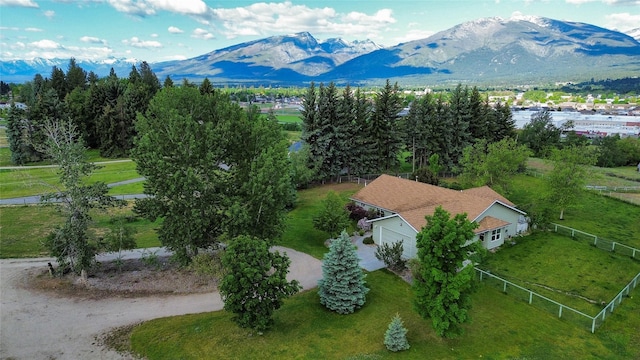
[316,82,341,180]
[300,82,321,178]
[65,58,87,93]
[337,84,356,176]
[370,80,403,171]
[50,66,67,100]
[468,86,488,141]
[492,101,516,142]
[447,84,472,167]
[6,105,30,165]
[163,75,174,88]
[318,230,369,314]
[351,87,373,176]
[200,77,214,95]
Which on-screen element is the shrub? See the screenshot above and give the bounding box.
[188,251,225,279]
[384,314,410,352]
[363,236,374,245]
[366,207,380,220]
[412,167,439,185]
[375,241,406,271]
[345,202,368,221]
[357,217,371,232]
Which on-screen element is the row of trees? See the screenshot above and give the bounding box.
[7,59,161,164]
[299,81,517,184]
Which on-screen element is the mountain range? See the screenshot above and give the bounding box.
[2,16,639,86]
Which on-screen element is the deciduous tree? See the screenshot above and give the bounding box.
[413,206,479,338]
[40,118,122,275]
[312,191,350,238]
[546,145,596,220]
[220,235,300,332]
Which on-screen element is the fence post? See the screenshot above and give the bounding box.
[529,291,533,304]
[503,281,507,293]
[558,305,563,318]
[571,229,575,237]
[594,236,598,246]
[612,242,616,252]
[592,318,596,333]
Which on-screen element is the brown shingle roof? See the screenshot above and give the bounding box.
[351,174,520,231]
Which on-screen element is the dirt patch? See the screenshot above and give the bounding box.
[26,256,218,300]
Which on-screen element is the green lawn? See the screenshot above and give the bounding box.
[130,270,639,360]
[0,161,140,199]
[480,232,640,315]
[0,147,11,167]
[509,174,640,248]
[0,203,161,258]
[275,114,301,123]
[279,182,362,259]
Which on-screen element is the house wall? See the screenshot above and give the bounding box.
[476,204,524,249]
[371,216,418,259]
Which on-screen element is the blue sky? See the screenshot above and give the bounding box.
[1,0,639,63]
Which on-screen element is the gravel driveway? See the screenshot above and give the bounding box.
[0,247,322,360]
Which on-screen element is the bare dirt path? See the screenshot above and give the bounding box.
[0,247,322,360]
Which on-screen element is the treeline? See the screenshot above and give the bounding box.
[560,77,640,94]
[299,80,516,182]
[6,58,162,164]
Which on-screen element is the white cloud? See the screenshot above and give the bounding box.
[0,26,20,31]
[605,12,640,31]
[122,36,163,48]
[211,2,396,40]
[151,33,158,38]
[168,26,184,34]
[107,0,155,16]
[80,36,108,45]
[25,27,43,32]
[192,28,214,40]
[43,10,55,19]
[30,39,61,49]
[0,0,39,8]
[106,0,209,16]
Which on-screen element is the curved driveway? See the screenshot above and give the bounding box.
[0,247,324,360]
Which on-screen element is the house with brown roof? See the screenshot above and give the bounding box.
[350,175,528,259]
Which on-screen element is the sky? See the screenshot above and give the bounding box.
[1,0,639,63]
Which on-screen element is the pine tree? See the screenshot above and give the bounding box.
[370,80,403,172]
[318,230,369,314]
[384,314,410,352]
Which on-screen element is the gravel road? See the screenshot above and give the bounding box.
[0,247,322,360]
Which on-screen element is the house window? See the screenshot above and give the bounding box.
[491,229,502,242]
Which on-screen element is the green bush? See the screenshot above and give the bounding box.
[363,236,374,245]
[375,241,406,271]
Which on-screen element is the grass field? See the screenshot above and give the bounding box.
[481,232,640,315]
[0,147,12,167]
[509,174,640,248]
[279,182,361,259]
[0,203,161,258]
[0,160,140,199]
[129,269,639,360]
